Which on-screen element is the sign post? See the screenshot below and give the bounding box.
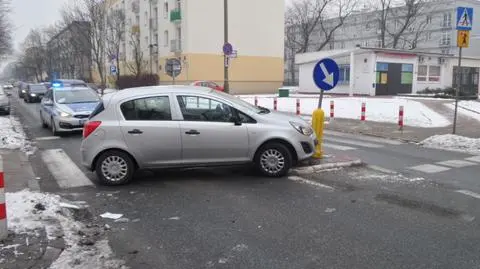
[453,6,473,134]
[311,58,340,159]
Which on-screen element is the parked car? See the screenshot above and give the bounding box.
[2,84,13,96]
[24,83,48,103]
[80,86,317,185]
[0,88,10,115]
[18,82,28,99]
[40,83,101,136]
[190,81,224,91]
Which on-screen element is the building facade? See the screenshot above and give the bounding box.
[46,21,92,82]
[108,0,285,93]
[286,0,480,85]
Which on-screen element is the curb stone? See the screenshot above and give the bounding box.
[291,159,364,175]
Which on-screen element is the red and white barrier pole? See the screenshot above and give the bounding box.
[330,100,334,118]
[296,99,300,115]
[273,97,277,111]
[0,155,6,240]
[254,96,258,106]
[361,102,366,121]
[398,105,404,130]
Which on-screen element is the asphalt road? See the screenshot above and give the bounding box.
[9,90,480,269]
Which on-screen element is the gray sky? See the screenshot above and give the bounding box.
[12,0,67,51]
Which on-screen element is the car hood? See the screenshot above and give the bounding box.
[256,109,310,126]
[57,102,98,114]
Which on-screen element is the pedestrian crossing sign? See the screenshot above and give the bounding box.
[456,7,473,31]
[457,30,470,48]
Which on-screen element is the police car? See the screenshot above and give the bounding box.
[39,80,101,136]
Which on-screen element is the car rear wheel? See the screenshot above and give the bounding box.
[95,150,135,186]
[255,142,292,177]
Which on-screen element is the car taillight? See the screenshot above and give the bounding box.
[83,121,101,138]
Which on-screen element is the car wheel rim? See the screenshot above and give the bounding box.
[101,156,128,182]
[260,149,285,174]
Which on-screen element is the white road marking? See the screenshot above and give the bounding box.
[323,143,357,151]
[455,190,480,200]
[35,136,61,141]
[323,137,384,148]
[324,130,403,145]
[288,176,335,191]
[465,156,480,163]
[41,149,94,189]
[436,159,477,168]
[408,164,451,174]
[367,165,397,174]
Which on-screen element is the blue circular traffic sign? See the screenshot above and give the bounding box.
[313,58,340,91]
[223,43,233,55]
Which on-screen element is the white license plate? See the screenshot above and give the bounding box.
[79,119,86,125]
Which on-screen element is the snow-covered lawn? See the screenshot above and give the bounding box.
[0,115,34,155]
[6,189,126,269]
[444,100,480,121]
[420,134,480,155]
[239,95,450,128]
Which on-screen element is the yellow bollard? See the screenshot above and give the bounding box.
[311,108,325,159]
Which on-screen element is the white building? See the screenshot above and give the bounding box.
[296,47,480,96]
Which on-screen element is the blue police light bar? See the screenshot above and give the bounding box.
[51,81,63,88]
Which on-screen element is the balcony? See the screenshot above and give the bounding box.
[170,9,181,23]
[170,39,182,53]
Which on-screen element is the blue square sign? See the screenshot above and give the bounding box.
[457,7,473,31]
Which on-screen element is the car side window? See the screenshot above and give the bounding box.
[236,109,256,124]
[177,95,233,122]
[120,96,172,121]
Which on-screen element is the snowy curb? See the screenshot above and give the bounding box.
[290,159,364,175]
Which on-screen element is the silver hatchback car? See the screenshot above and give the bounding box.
[81,86,317,185]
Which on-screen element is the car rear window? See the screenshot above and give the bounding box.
[30,85,47,92]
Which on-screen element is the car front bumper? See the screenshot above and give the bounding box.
[53,116,88,132]
[294,133,317,162]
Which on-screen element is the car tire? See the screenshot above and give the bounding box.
[95,150,136,186]
[40,112,48,128]
[254,142,293,177]
[51,117,59,136]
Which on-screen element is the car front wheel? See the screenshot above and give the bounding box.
[95,150,135,186]
[255,142,293,177]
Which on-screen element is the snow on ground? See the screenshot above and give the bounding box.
[239,95,450,128]
[7,190,127,269]
[420,134,480,155]
[444,100,480,121]
[0,115,35,155]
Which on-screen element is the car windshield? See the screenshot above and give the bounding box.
[30,85,47,92]
[54,89,100,104]
[210,90,268,114]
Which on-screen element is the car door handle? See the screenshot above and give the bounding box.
[185,130,200,135]
[128,129,143,134]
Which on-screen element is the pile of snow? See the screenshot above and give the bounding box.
[7,190,127,269]
[445,100,480,121]
[240,96,450,128]
[420,134,480,155]
[0,116,35,155]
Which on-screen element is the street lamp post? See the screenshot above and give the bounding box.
[223,0,229,93]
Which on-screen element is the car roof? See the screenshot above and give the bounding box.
[52,86,93,91]
[109,85,213,102]
[55,79,86,83]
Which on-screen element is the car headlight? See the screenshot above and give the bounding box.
[290,121,313,136]
[30,93,36,97]
[21,89,26,93]
[57,110,72,117]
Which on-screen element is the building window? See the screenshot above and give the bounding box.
[426,15,432,24]
[329,42,334,50]
[164,30,169,47]
[443,13,451,27]
[376,62,388,71]
[401,64,413,84]
[417,65,427,81]
[428,66,441,81]
[441,49,450,54]
[164,2,169,18]
[426,32,432,40]
[366,22,371,30]
[339,65,350,83]
[441,31,450,45]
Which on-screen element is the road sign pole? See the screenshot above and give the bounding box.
[223,0,230,93]
[318,89,324,108]
[453,47,462,134]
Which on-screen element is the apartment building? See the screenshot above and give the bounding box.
[109,0,285,93]
[285,0,480,85]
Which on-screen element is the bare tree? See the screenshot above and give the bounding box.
[126,30,147,78]
[388,0,427,48]
[106,9,125,81]
[0,0,12,56]
[20,28,49,81]
[63,0,107,91]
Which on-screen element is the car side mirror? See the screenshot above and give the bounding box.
[231,116,242,126]
[43,99,53,106]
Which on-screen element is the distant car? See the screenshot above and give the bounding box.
[24,83,48,103]
[39,81,101,136]
[191,81,224,92]
[18,82,28,99]
[0,88,10,115]
[2,84,13,96]
[80,85,316,185]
